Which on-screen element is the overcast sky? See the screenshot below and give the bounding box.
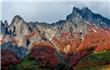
[0,0,110,24]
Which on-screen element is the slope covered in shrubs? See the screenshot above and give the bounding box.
[1,25,110,70]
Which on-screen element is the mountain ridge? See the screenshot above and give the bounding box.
[1,7,110,54]
[2,7,110,27]
[1,7,110,49]
[1,7,110,70]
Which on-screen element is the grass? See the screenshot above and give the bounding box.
[75,50,110,70]
[8,50,110,70]
[8,54,52,70]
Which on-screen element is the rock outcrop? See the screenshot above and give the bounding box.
[1,7,110,70]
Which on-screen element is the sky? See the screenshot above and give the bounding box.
[0,0,110,24]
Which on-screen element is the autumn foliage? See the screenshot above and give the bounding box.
[76,25,110,52]
[1,24,108,69]
[1,48,20,65]
[30,46,59,68]
[22,24,110,54]
[1,25,110,70]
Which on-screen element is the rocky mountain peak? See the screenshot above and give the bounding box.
[72,7,81,14]
[13,15,23,21]
[10,15,24,26]
[66,7,81,21]
[81,7,91,12]
[72,7,91,14]
[67,7,93,20]
[66,7,110,27]
[4,20,9,27]
[8,15,30,37]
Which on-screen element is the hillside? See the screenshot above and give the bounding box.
[1,7,110,70]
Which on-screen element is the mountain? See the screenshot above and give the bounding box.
[66,7,110,28]
[1,7,110,52]
[1,6,110,54]
[1,7,110,70]
[1,7,110,36]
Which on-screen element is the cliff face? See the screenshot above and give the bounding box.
[1,7,110,70]
[1,7,110,53]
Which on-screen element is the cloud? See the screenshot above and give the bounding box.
[1,1,110,24]
[0,3,2,20]
[1,0,110,2]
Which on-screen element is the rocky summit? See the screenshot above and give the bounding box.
[1,7,110,70]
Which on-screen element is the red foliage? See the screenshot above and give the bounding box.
[12,38,18,44]
[32,41,53,48]
[1,48,20,65]
[52,36,81,54]
[0,39,3,44]
[74,60,108,69]
[30,47,59,67]
[70,50,88,66]
[76,26,110,52]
